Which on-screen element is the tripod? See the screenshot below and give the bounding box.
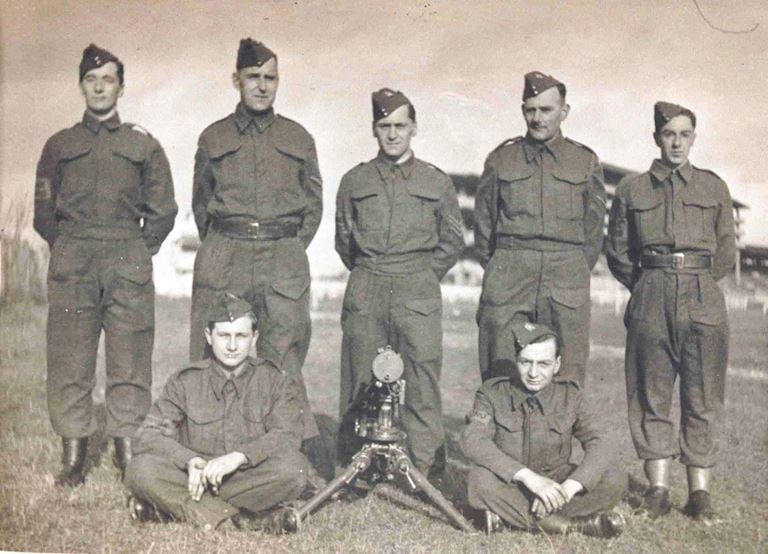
[275,347,475,534]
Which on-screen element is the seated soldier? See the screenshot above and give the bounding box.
[462,321,626,537]
[124,292,308,532]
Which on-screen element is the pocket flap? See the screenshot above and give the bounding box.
[688,305,722,325]
[207,136,242,159]
[407,180,442,201]
[550,286,588,308]
[112,143,146,163]
[273,135,308,161]
[547,416,568,434]
[272,275,310,300]
[629,189,664,211]
[682,198,718,209]
[404,297,442,316]
[60,142,92,161]
[187,406,222,424]
[350,185,381,200]
[552,167,589,184]
[115,262,152,285]
[494,412,523,432]
[497,166,536,182]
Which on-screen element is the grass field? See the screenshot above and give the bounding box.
[1,295,767,553]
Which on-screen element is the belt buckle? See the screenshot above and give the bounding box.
[671,252,685,269]
[247,221,260,238]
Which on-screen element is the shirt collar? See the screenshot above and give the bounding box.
[522,131,565,163]
[650,159,692,184]
[234,102,275,133]
[82,111,121,134]
[208,356,255,401]
[509,379,556,415]
[375,150,415,180]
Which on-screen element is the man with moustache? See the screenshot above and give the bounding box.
[606,102,735,524]
[474,72,606,385]
[34,44,177,486]
[191,39,323,470]
[125,293,308,532]
[335,89,464,483]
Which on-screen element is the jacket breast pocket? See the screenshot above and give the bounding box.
[405,182,441,231]
[551,168,588,220]
[351,188,384,230]
[273,140,309,202]
[682,198,718,245]
[629,196,665,244]
[240,396,268,439]
[111,143,147,190]
[207,141,243,190]
[58,143,93,198]
[542,417,570,465]
[493,412,523,456]
[186,406,223,450]
[497,167,536,218]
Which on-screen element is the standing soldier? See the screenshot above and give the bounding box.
[191,39,323,464]
[606,102,735,523]
[34,44,177,486]
[335,89,464,482]
[474,72,606,384]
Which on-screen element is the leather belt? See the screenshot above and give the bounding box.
[211,218,298,240]
[640,253,712,270]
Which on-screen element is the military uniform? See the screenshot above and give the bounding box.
[474,73,606,385]
[190,44,322,441]
[35,93,176,440]
[606,155,735,469]
[125,356,307,529]
[335,132,464,477]
[462,375,624,529]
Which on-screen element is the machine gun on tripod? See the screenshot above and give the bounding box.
[275,346,475,533]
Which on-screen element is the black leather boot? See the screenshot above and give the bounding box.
[641,486,671,519]
[571,511,626,538]
[128,496,164,523]
[55,437,88,487]
[113,437,133,477]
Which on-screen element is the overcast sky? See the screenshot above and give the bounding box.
[2,1,767,275]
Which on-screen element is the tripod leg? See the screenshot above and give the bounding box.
[392,447,476,533]
[277,444,375,533]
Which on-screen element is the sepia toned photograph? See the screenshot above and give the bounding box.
[1,1,767,552]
